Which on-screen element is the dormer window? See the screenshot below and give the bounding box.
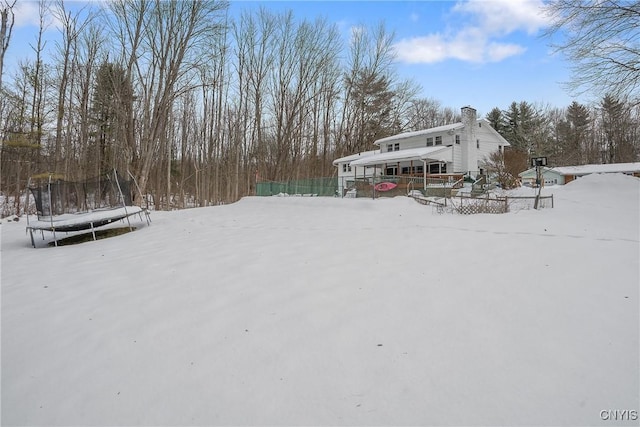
[426,137,433,147]
[455,135,460,145]
[386,144,393,152]
[435,136,442,145]
[394,143,399,151]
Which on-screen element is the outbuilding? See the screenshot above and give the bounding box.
[519,162,640,186]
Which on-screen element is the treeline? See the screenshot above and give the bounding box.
[488,98,640,167]
[0,1,638,213]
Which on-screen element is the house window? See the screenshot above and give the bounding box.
[498,145,502,152]
[455,135,460,145]
[394,143,400,151]
[402,167,410,175]
[428,163,446,174]
[342,164,347,173]
[386,166,398,176]
[479,122,482,127]
[435,136,442,145]
[426,137,433,147]
[387,144,393,152]
[476,139,480,149]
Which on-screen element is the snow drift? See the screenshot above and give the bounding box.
[1,173,638,426]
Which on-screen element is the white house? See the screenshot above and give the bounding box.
[519,162,640,186]
[333,106,510,195]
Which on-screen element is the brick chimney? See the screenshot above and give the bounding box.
[460,106,478,177]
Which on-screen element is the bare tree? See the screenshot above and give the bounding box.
[0,0,16,92]
[51,1,95,176]
[232,8,276,184]
[109,0,229,202]
[75,22,107,178]
[28,1,50,173]
[482,150,520,189]
[405,98,459,131]
[544,0,640,101]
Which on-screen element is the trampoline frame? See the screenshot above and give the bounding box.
[25,170,151,247]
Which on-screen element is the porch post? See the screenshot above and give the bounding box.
[423,160,427,190]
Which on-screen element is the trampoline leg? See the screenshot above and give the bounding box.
[29,229,35,248]
[91,222,96,241]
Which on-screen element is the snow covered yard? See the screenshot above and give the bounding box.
[1,174,638,426]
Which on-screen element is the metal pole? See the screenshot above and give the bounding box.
[114,169,132,231]
[534,165,541,210]
[25,177,31,229]
[48,175,57,246]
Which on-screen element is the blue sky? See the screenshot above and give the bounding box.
[6,0,583,116]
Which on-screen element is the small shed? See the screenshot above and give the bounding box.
[519,167,565,186]
[519,162,640,186]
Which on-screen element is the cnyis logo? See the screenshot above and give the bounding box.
[599,409,638,421]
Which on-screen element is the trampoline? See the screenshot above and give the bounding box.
[25,170,151,247]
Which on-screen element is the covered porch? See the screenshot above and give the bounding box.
[347,146,463,195]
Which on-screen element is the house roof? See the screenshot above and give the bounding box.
[374,123,464,145]
[349,146,452,167]
[374,118,510,147]
[519,162,640,177]
[518,167,561,179]
[332,150,379,166]
[551,162,640,175]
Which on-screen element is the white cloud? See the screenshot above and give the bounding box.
[12,1,42,28]
[409,12,419,23]
[452,0,548,35]
[486,41,527,62]
[394,0,547,64]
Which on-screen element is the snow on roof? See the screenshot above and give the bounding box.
[349,146,452,167]
[332,150,379,165]
[519,162,640,178]
[374,123,464,145]
[551,162,640,175]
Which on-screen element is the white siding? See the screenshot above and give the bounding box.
[399,135,427,150]
[476,122,504,168]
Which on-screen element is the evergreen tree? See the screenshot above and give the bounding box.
[501,101,550,157]
[346,69,396,151]
[555,101,590,165]
[599,95,636,163]
[91,62,134,172]
[486,107,506,136]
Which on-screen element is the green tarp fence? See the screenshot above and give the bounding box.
[256,177,338,197]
